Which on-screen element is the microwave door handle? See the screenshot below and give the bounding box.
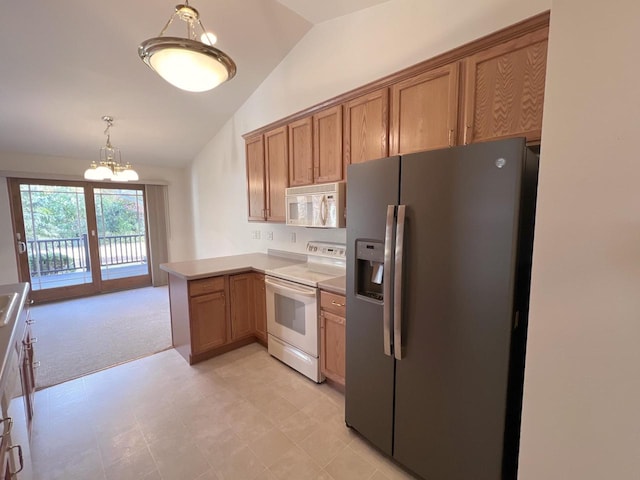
[320,195,327,226]
[383,205,395,357]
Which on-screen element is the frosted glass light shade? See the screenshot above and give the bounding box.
[84,167,102,180]
[139,37,236,93]
[120,168,139,182]
[94,165,114,180]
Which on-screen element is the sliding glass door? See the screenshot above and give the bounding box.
[17,182,93,293]
[94,187,149,284]
[8,179,151,302]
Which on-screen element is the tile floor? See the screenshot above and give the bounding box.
[32,343,418,480]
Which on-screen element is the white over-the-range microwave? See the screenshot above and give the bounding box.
[285,182,346,228]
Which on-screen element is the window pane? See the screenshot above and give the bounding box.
[94,188,149,281]
[19,184,91,290]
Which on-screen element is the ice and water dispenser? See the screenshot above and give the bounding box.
[356,240,385,302]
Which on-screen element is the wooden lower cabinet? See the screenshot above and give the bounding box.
[320,291,346,387]
[191,291,227,354]
[253,273,267,344]
[230,273,256,340]
[168,271,268,364]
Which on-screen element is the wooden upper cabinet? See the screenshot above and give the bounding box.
[313,105,343,183]
[245,135,265,221]
[463,27,548,145]
[343,88,389,176]
[264,126,289,222]
[288,116,314,187]
[390,63,460,155]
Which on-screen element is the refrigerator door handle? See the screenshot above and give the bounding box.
[393,205,406,360]
[383,205,395,357]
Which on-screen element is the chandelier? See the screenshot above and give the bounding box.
[84,116,139,182]
[138,1,237,93]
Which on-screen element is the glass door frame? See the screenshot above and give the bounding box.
[7,178,151,303]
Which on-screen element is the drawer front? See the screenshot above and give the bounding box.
[320,291,346,317]
[189,276,225,297]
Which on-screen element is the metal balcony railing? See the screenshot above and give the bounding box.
[27,234,147,276]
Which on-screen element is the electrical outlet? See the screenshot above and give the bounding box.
[252,230,261,240]
[290,232,296,243]
[266,231,273,241]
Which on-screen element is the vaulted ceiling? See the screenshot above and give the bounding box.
[0,0,390,168]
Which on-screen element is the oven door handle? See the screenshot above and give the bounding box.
[265,277,317,296]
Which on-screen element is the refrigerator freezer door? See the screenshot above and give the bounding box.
[392,138,526,480]
[345,156,400,456]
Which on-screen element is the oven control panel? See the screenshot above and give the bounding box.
[306,241,346,259]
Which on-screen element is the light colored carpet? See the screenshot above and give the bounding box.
[32,286,172,389]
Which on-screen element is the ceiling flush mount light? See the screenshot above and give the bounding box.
[138,1,237,93]
[84,116,139,182]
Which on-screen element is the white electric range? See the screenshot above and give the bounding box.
[264,242,346,382]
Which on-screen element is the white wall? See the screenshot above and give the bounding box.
[519,0,640,478]
[190,0,550,259]
[0,151,193,285]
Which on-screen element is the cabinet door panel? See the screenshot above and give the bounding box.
[253,273,267,342]
[230,274,254,340]
[314,106,343,183]
[246,135,266,221]
[191,292,227,354]
[289,117,314,187]
[344,88,389,175]
[321,310,346,386]
[464,28,548,144]
[390,63,460,155]
[265,126,289,222]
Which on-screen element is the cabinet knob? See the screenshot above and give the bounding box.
[331,301,345,307]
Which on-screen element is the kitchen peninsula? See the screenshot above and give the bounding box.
[161,252,305,365]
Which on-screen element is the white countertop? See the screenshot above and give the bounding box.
[317,275,346,295]
[0,282,29,395]
[160,252,305,280]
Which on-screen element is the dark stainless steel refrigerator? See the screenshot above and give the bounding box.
[345,138,538,480]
